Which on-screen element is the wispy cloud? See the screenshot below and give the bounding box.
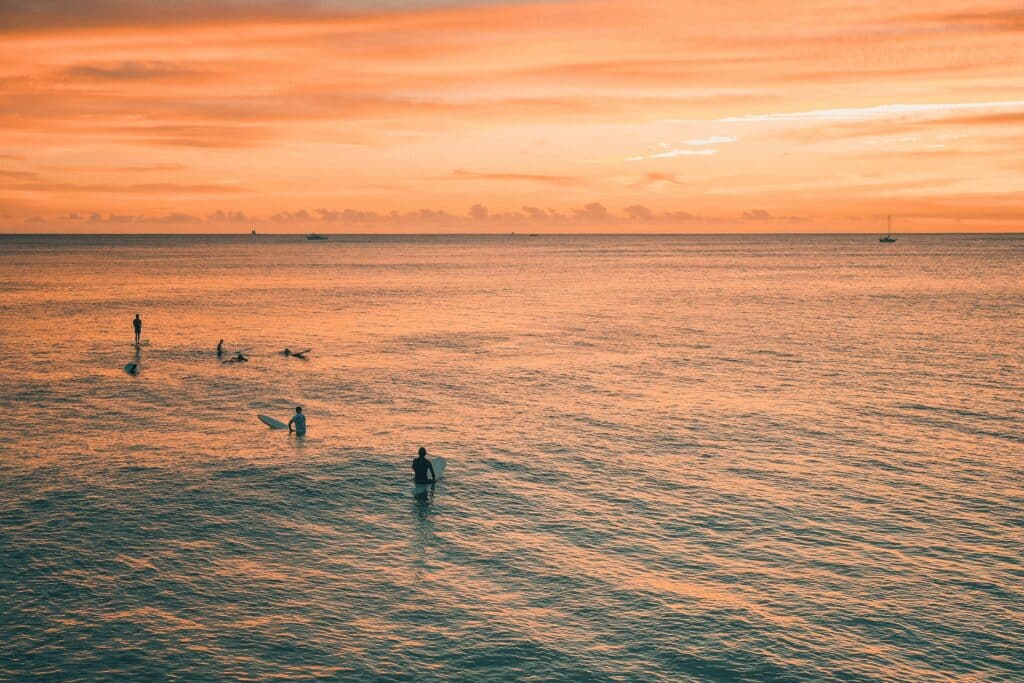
[652,149,715,158]
[0,169,39,180]
[0,0,518,33]
[62,61,205,81]
[450,169,581,185]
[710,101,1024,124]
[626,148,716,161]
[685,136,737,146]
[117,163,189,172]
[925,9,1024,33]
[6,180,248,194]
[644,172,685,185]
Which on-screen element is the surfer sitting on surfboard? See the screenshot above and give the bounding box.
[217,339,224,357]
[288,406,306,436]
[412,447,435,484]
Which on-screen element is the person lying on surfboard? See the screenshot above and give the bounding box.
[412,447,435,484]
[283,348,310,358]
[288,406,306,436]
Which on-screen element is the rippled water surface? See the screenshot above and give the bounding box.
[1,234,1022,681]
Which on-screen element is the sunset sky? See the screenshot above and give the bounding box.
[1,0,1022,232]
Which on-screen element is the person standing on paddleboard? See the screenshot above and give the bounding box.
[412,447,435,484]
[288,406,306,436]
[133,313,142,345]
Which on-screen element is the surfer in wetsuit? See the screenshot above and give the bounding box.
[288,406,306,436]
[217,339,224,357]
[133,314,142,345]
[412,446,435,484]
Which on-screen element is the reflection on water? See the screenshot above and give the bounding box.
[411,490,436,573]
[0,234,1021,681]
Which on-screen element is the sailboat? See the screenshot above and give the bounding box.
[879,215,896,243]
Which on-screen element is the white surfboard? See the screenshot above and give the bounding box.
[258,414,288,429]
[432,457,446,480]
[412,457,446,495]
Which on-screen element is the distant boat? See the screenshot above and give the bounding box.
[879,216,897,243]
[307,233,328,241]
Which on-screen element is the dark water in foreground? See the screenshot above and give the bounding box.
[1,234,1022,681]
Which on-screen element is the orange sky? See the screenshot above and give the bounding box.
[1,0,1022,232]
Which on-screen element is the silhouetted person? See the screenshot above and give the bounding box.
[412,446,435,484]
[217,339,224,357]
[288,406,306,436]
[133,314,142,345]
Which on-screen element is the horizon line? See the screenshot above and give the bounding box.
[2,231,1021,237]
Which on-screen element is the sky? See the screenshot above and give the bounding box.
[1,0,1022,233]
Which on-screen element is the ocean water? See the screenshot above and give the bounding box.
[0,233,1021,682]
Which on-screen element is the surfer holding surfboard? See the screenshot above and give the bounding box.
[412,448,446,497]
[412,447,436,484]
[288,406,306,436]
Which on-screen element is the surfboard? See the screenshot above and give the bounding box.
[131,340,150,347]
[412,457,446,495]
[258,414,287,429]
[285,349,311,357]
[432,457,446,480]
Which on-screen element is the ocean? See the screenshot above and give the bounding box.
[1,233,1021,681]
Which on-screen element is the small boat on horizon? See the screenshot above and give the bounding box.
[879,216,896,243]
[307,233,328,241]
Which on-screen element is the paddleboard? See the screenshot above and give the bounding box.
[412,456,446,495]
[258,414,288,429]
[124,362,138,374]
